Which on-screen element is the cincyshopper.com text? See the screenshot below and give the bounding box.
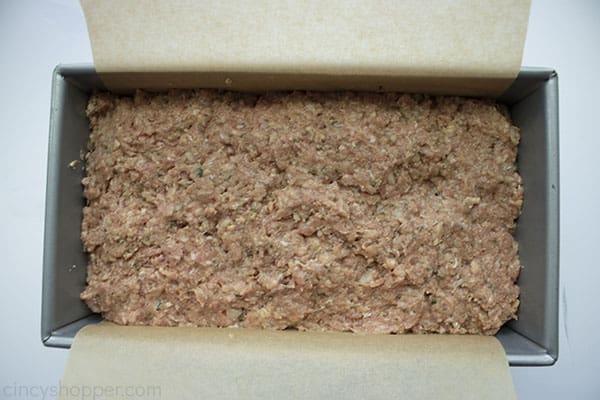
[2,382,161,399]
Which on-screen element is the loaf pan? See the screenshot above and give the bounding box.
[41,64,559,366]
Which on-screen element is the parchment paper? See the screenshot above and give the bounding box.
[80,0,530,95]
[67,2,528,397]
[60,323,515,400]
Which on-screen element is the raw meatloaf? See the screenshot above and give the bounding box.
[81,90,523,335]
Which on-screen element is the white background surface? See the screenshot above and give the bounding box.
[0,0,599,398]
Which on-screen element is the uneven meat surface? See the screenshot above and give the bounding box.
[81,90,523,335]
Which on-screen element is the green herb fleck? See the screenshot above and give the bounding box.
[430,298,437,305]
[195,166,204,177]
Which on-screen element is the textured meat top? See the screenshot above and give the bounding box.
[81,90,522,335]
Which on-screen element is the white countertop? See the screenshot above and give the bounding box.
[0,0,598,398]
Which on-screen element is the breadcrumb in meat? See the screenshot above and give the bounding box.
[80,90,523,335]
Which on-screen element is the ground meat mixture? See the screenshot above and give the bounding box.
[81,90,523,335]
